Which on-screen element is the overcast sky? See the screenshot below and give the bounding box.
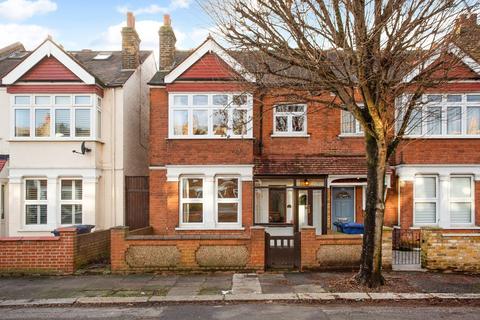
[0,0,214,62]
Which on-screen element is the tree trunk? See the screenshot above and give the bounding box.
[355,133,388,288]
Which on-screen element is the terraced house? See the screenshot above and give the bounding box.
[0,12,155,237]
[108,14,480,272]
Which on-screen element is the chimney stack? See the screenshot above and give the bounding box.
[122,12,141,70]
[159,14,176,71]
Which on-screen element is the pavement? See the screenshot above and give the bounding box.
[1,305,480,320]
[2,271,480,307]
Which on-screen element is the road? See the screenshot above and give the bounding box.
[0,304,480,320]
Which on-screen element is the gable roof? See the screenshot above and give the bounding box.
[0,40,153,87]
[162,38,255,84]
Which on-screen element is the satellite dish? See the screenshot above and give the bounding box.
[72,142,91,155]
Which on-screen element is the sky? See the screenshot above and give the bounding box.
[0,0,215,62]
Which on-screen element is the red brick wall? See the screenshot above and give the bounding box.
[110,226,265,273]
[75,229,111,268]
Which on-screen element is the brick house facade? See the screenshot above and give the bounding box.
[139,14,480,271]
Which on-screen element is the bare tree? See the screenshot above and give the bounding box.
[202,0,479,287]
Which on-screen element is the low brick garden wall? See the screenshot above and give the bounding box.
[0,228,111,275]
[300,227,392,271]
[110,226,265,273]
[422,230,480,272]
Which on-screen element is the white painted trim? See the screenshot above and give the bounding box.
[165,165,253,182]
[2,39,95,85]
[403,44,480,83]
[327,174,391,188]
[164,38,255,83]
[396,164,480,181]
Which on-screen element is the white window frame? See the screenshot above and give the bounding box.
[340,109,364,136]
[59,178,83,226]
[272,103,308,136]
[449,175,475,226]
[10,94,101,141]
[24,178,48,226]
[168,93,253,139]
[215,176,242,226]
[402,93,480,138]
[413,175,439,226]
[179,176,205,227]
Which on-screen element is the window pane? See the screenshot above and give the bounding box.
[415,202,436,224]
[233,94,247,105]
[55,109,70,137]
[61,180,73,200]
[26,205,38,224]
[25,180,38,200]
[415,176,436,198]
[192,110,208,135]
[75,109,91,137]
[292,116,304,132]
[182,203,203,223]
[55,96,71,105]
[35,109,50,137]
[233,109,247,135]
[467,95,480,102]
[275,116,288,132]
[192,95,208,105]
[213,110,228,136]
[450,202,471,224]
[75,180,82,200]
[407,108,422,135]
[61,205,73,224]
[218,203,238,223]
[450,177,471,198]
[467,107,480,135]
[74,96,91,105]
[74,204,82,224]
[218,178,238,198]
[14,96,30,105]
[426,106,441,135]
[15,109,30,137]
[182,178,203,198]
[447,95,462,103]
[427,95,442,103]
[97,110,101,139]
[213,95,228,106]
[269,188,286,223]
[173,110,188,135]
[173,95,188,105]
[341,111,355,134]
[447,106,462,134]
[35,96,50,105]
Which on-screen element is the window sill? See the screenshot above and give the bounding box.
[270,134,310,138]
[17,227,55,232]
[338,134,363,138]
[9,138,104,144]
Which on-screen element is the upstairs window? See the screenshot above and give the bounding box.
[273,104,307,135]
[12,94,100,140]
[341,110,363,135]
[169,93,252,139]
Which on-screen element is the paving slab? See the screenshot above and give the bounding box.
[297,293,335,301]
[76,296,149,304]
[232,274,262,295]
[369,292,401,300]
[293,284,326,293]
[334,292,371,300]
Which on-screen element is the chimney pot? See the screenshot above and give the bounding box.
[163,14,171,26]
[127,12,135,28]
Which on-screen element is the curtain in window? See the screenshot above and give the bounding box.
[75,109,91,137]
[55,109,70,137]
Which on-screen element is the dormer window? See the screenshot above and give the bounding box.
[169,93,253,139]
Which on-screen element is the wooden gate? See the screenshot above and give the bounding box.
[265,232,301,269]
[125,176,149,230]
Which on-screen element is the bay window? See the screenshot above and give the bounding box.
[25,179,48,225]
[60,179,83,225]
[169,93,252,138]
[449,176,473,225]
[273,104,307,135]
[216,177,240,223]
[414,175,438,225]
[11,94,101,139]
[180,177,204,224]
[402,94,480,137]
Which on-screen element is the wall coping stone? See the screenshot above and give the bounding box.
[0,236,60,241]
[316,234,363,240]
[126,234,251,241]
[442,233,480,237]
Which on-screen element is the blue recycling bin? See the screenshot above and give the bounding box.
[333,222,364,234]
[51,224,95,236]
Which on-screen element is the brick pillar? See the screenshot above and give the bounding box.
[300,226,317,270]
[249,226,265,271]
[382,227,393,270]
[159,14,176,71]
[110,227,129,273]
[122,12,140,69]
[57,227,77,274]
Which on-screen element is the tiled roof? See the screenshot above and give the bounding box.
[254,155,391,176]
[0,155,8,173]
[0,44,153,87]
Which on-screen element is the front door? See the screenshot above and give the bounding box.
[332,187,355,229]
